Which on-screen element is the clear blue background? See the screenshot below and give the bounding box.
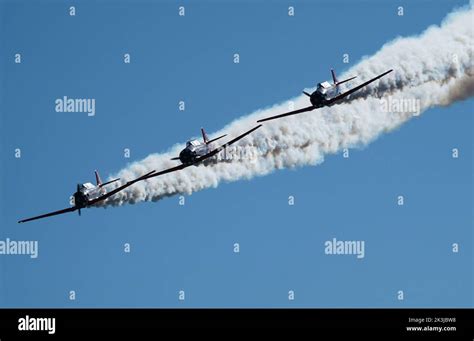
[0,0,472,307]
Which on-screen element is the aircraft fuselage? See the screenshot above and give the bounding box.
[309,81,341,108]
[179,140,211,165]
[71,183,105,208]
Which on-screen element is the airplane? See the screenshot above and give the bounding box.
[257,68,393,123]
[171,128,228,165]
[18,169,156,223]
[144,124,262,180]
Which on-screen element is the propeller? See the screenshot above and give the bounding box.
[75,184,82,216]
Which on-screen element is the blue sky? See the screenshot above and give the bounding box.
[0,0,472,307]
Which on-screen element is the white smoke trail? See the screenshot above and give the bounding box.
[102,4,474,207]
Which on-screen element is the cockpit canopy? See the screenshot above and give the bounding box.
[316,81,332,95]
[186,140,201,147]
[82,183,96,190]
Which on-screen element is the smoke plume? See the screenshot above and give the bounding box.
[102,4,473,207]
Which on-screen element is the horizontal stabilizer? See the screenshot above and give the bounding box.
[327,69,393,106]
[206,134,227,144]
[99,178,120,188]
[336,75,357,86]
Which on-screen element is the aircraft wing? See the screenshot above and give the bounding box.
[18,206,78,223]
[327,69,393,105]
[257,106,315,123]
[87,170,157,205]
[195,124,262,162]
[145,125,262,180]
[142,163,188,180]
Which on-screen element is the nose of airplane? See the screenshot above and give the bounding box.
[73,191,87,207]
[179,148,192,163]
[310,92,323,107]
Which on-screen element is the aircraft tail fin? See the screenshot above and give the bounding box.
[95,170,102,186]
[201,128,210,144]
[331,69,338,84]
